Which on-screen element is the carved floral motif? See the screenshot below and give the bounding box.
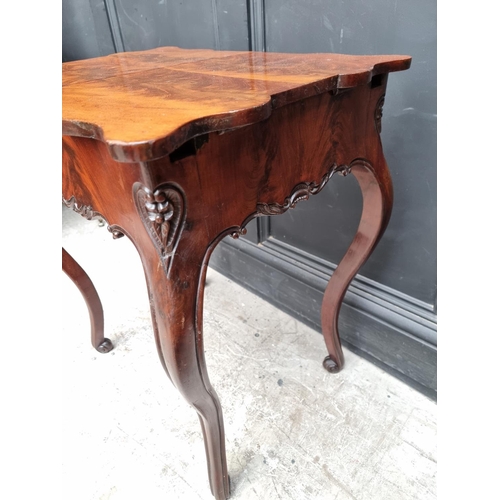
[133,183,185,276]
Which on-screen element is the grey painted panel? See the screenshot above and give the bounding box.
[115,0,248,51]
[265,0,437,307]
[63,0,116,61]
[215,0,250,50]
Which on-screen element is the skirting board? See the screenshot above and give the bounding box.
[209,236,437,401]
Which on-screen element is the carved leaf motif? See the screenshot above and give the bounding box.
[133,183,185,276]
[375,95,385,134]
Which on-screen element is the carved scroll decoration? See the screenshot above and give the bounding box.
[230,228,248,239]
[232,163,353,238]
[63,196,103,221]
[133,183,186,277]
[375,95,385,134]
[256,163,352,216]
[63,196,125,239]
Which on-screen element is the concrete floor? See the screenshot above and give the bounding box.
[62,207,437,500]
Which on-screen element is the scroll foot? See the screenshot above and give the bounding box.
[322,356,340,374]
[97,338,114,353]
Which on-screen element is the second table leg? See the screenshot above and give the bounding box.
[321,156,393,373]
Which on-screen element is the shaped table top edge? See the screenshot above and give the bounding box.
[62,47,411,163]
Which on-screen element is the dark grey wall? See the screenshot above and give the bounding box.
[62,0,249,60]
[63,0,437,398]
[62,0,115,61]
[260,0,436,306]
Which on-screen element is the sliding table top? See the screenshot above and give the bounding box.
[62,46,411,162]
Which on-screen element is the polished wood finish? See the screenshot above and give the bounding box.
[63,46,410,162]
[62,46,411,499]
[62,247,113,353]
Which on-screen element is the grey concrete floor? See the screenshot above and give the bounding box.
[62,207,436,500]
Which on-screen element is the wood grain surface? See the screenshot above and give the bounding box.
[62,46,411,162]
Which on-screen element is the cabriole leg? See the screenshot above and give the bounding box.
[137,234,229,500]
[321,156,393,373]
[62,247,113,353]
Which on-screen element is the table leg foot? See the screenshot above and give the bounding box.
[321,156,393,373]
[322,356,340,374]
[96,338,114,353]
[62,247,110,353]
[195,397,229,499]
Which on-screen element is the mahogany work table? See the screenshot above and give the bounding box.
[62,46,411,499]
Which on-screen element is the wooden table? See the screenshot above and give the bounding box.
[62,46,411,499]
